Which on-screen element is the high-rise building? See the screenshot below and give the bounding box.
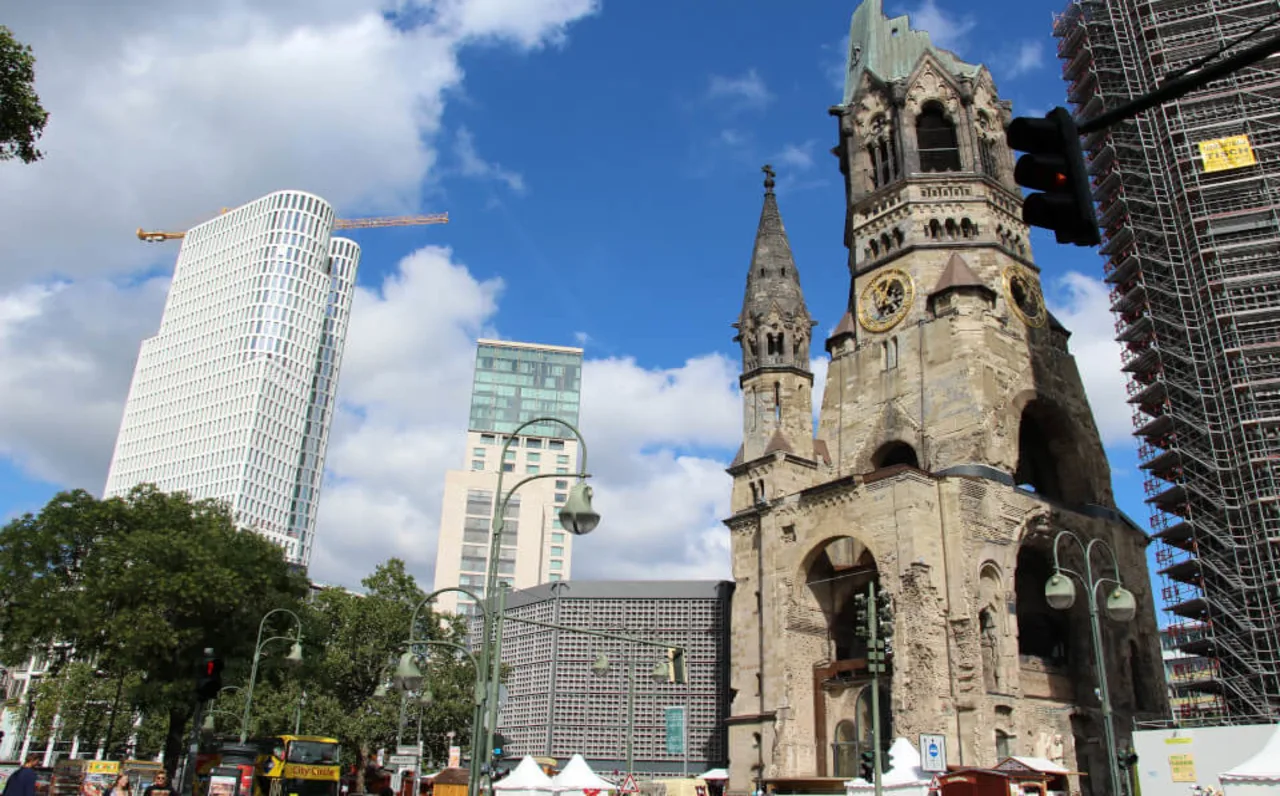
[724,1,1167,791]
[432,339,583,616]
[104,190,360,567]
[1053,0,1280,724]
[485,580,732,777]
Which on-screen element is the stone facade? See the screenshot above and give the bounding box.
[722,2,1169,793]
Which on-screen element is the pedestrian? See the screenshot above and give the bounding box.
[1,754,42,796]
[142,772,175,796]
[106,774,131,796]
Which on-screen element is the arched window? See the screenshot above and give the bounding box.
[774,382,782,422]
[1015,404,1067,500]
[980,138,999,178]
[872,440,918,469]
[929,219,942,239]
[945,218,958,239]
[834,720,858,778]
[1015,546,1069,665]
[995,730,1013,760]
[917,102,962,172]
[868,144,882,189]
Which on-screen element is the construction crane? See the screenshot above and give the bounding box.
[136,212,449,243]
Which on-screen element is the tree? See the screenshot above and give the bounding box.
[208,560,475,793]
[0,26,49,163]
[0,485,308,771]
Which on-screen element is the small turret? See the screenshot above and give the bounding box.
[733,166,819,465]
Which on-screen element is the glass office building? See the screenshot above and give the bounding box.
[434,339,585,616]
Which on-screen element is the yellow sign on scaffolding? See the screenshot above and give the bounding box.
[1198,135,1257,173]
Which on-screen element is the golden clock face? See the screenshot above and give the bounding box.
[858,268,915,333]
[1004,264,1047,328]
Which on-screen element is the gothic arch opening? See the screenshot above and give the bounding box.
[871,440,918,469]
[805,536,878,661]
[1014,399,1094,504]
[979,563,1007,692]
[1015,544,1070,666]
[1129,639,1152,713]
[833,720,858,778]
[917,101,962,172]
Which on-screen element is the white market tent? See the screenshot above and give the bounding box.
[1220,725,1280,796]
[495,757,556,796]
[700,770,729,782]
[552,755,618,796]
[846,738,932,795]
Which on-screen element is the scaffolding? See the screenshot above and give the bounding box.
[1054,0,1280,726]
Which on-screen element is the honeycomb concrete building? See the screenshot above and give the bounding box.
[722,2,1168,793]
[486,580,731,778]
[104,190,360,567]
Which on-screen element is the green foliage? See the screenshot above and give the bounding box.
[0,26,49,163]
[0,485,307,764]
[212,560,477,784]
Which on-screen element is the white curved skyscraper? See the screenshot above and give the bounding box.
[104,190,361,567]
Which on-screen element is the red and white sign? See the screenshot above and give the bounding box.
[583,789,600,796]
[929,776,941,793]
[619,775,639,794]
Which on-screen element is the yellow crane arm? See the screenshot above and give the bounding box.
[137,213,449,242]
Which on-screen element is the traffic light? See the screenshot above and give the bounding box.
[876,588,894,641]
[196,648,224,702]
[665,648,688,684]
[1005,107,1100,247]
[853,593,869,640]
[859,750,875,781]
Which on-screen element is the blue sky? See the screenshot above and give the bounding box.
[0,0,1157,593]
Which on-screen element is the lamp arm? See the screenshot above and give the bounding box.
[1086,537,1127,588]
[495,416,590,477]
[406,638,480,673]
[1049,530,1087,583]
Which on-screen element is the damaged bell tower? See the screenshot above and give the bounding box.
[722,1,1168,793]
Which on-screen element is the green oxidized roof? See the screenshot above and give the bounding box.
[842,0,982,106]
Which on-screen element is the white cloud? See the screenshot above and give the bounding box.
[774,141,818,172]
[573,331,592,346]
[0,244,744,590]
[0,277,170,487]
[900,0,976,53]
[706,69,772,112]
[454,127,528,194]
[0,0,596,289]
[999,40,1045,79]
[1046,272,1134,448]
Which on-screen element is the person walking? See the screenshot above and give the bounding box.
[142,772,174,796]
[1,754,42,796]
[105,774,131,796]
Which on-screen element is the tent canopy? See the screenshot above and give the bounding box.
[1221,726,1280,782]
[552,755,617,793]
[700,770,729,781]
[496,757,555,791]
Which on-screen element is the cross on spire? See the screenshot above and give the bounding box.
[762,164,776,193]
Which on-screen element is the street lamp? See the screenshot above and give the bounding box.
[240,608,305,744]
[1043,530,1137,796]
[477,417,598,792]
[405,588,489,796]
[591,649,667,775]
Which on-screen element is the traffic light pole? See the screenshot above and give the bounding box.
[867,582,884,796]
[1077,31,1280,136]
[179,699,206,796]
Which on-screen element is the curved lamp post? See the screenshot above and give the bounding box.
[591,649,667,774]
[240,608,305,743]
[406,588,491,796]
[1043,530,1137,796]
[478,417,598,792]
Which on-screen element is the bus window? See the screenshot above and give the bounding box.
[286,743,339,765]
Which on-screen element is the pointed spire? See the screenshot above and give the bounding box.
[744,164,800,297]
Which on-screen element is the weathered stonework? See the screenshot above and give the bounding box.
[724,2,1168,793]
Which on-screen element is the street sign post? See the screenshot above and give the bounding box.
[919,734,947,773]
[619,774,640,794]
